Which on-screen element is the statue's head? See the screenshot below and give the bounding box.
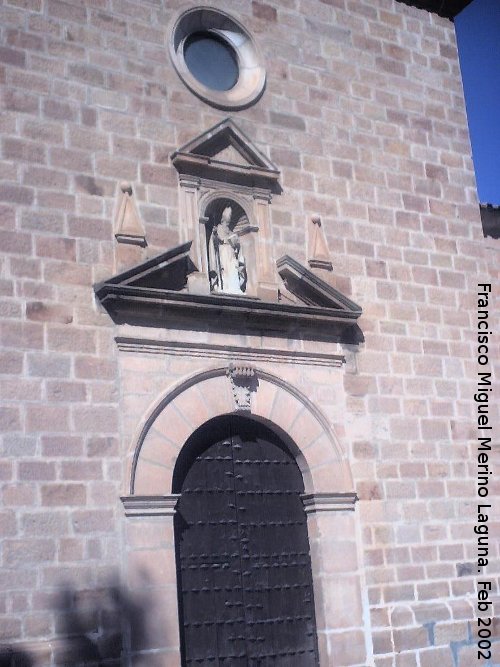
[221,206,232,225]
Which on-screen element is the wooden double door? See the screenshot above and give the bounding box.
[175,417,319,666]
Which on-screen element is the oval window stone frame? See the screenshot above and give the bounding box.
[169,6,266,110]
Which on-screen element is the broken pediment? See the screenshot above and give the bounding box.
[94,246,362,343]
[95,242,194,294]
[277,255,360,312]
[171,117,280,191]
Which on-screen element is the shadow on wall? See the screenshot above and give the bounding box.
[0,575,155,666]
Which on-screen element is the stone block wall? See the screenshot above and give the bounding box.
[0,0,497,665]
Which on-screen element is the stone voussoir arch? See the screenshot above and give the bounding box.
[128,365,354,497]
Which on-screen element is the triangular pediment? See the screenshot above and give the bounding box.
[171,118,280,190]
[214,144,253,167]
[173,118,277,170]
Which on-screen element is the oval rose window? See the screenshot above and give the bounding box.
[169,7,266,110]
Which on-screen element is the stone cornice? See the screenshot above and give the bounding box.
[395,0,471,20]
[121,493,358,516]
[301,492,358,513]
[121,495,180,517]
[95,284,361,342]
[115,336,345,368]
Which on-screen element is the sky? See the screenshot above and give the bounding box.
[455,0,500,205]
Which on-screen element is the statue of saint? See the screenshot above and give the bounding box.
[208,206,247,294]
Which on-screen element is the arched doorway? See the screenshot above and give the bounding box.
[173,415,320,666]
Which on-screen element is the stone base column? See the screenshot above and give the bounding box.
[121,496,181,667]
[303,493,370,667]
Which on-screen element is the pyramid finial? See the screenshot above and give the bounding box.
[114,182,147,247]
[307,214,333,271]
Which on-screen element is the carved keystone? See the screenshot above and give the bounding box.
[226,363,258,411]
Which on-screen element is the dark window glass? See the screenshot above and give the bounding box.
[184,31,239,91]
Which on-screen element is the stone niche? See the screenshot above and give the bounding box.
[171,117,281,301]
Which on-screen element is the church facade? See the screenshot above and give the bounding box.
[0,0,496,666]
